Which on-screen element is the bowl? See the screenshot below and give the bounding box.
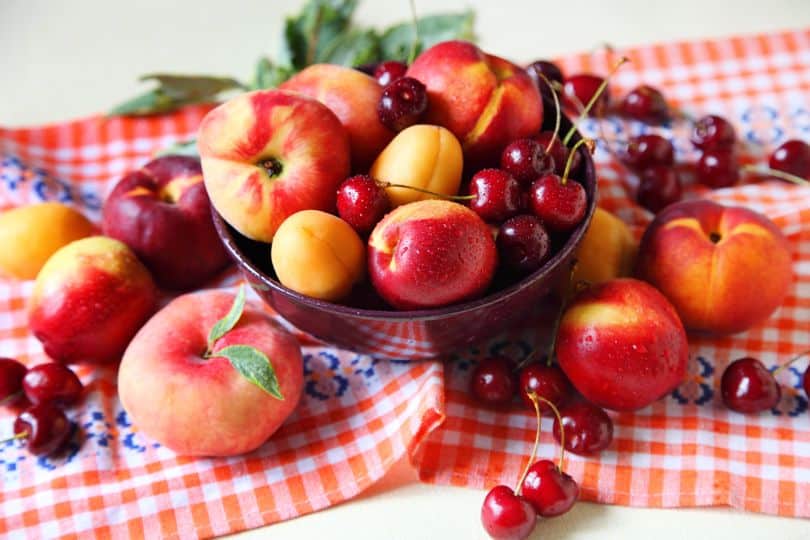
[212,110,597,360]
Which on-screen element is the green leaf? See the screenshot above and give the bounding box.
[216,345,284,400]
[207,285,246,351]
[319,28,380,67]
[379,10,476,62]
[279,0,358,69]
[154,138,198,158]
[109,89,177,116]
[109,74,245,117]
[251,57,294,90]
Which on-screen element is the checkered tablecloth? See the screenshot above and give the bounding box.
[1,28,809,539]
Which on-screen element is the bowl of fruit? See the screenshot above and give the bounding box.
[208,40,597,359]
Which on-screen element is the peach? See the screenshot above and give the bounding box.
[568,207,637,289]
[28,236,158,364]
[118,290,303,456]
[198,89,350,243]
[271,210,365,302]
[636,199,793,334]
[406,40,543,167]
[556,278,688,411]
[368,199,497,309]
[369,124,463,208]
[0,203,96,280]
[280,64,395,172]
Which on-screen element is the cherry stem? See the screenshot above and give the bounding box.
[741,164,810,186]
[0,391,23,407]
[377,181,475,201]
[536,73,561,154]
[0,431,28,445]
[562,56,630,146]
[407,0,421,65]
[561,138,593,185]
[515,391,543,494]
[772,349,810,377]
[536,394,566,471]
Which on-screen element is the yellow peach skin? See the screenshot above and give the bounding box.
[569,207,638,289]
[370,125,463,208]
[271,210,365,302]
[0,203,96,279]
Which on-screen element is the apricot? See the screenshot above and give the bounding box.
[568,207,637,292]
[271,210,365,302]
[369,124,463,207]
[0,203,97,279]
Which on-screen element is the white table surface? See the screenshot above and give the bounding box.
[3,1,810,538]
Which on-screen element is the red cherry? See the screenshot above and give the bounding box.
[469,169,523,223]
[691,115,736,150]
[496,215,551,275]
[520,459,579,518]
[619,85,669,124]
[518,363,572,414]
[619,134,675,170]
[768,139,810,180]
[0,358,27,407]
[553,401,614,455]
[696,149,740,188]
[374,60,408,87]
[721,357,780,413]
[637,165,682,213]
[529,174,587,231]
[470,356,517,406]
[13,402,71,455]
[526,60,564,101]
[377,76,428,132]
[480,485,537,540]
[336,175,390,235]
[22,363,82,406]
[563,74,609,117]
[500,139,555,186]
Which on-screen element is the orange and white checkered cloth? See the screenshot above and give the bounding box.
[1,28,809,538]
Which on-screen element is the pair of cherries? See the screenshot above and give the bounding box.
[0,358,83,455]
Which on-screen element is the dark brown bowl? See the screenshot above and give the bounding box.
[213,112,597,360]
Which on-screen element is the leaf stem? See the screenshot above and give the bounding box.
[0,431,28,445]
[407,0,421,64]
[535,394,566,471]
[741,164,810,186]
[515,391,542,495]
[561,138,593,185]
[377,181,475,200]
[772,349,810,377]
[537,73,561,154]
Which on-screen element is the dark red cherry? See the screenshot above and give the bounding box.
[637,165,682,213]
[373,60,408,87]
[13,402,71,455]
[619,134,675,170]
[721,357,780,413]
[518,363,572,414]
[696,149,739,188]
[529,174,587,231]
[526,60,564,100]
[563,74,609,117]
[769,139,810,180]
[377,76,428,132]
[470,356,517,406]
[619,85,669,124]
[336,175,390,235]
[553,401,614,455]
[496,215,551,275]
[22,363,82,406]
[691,115,736,150]
[520,459,579,518]
[481,485,537,540]
[469,169,523,223]
[500,139,555,186]
[804,366,810,398]
[0,357,27,407]
[533,132,580,177]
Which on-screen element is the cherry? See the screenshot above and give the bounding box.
[691,114,736,150]
[518,363,572,414]
[619,134,675,170]
[469,169,523,223]
[619,85,669,124]
[377,76,428,132]
[0,357,27,407]
[804,366,810,398]
[12,402,71,455]
[696,149,740,188]
[22,363,83,406]
[526,60,564,101]
[480,485,537,540]
[563,74,609,117]
[496,215,551,275]
[768,139,810,180]
[373,60,408,87]
[637,165,682,213]
[529,175,587,231]
[553,401,613,455]
[534,132,579,177]
[520,459,579,518]
[721,357,780,413]
[500,139,554,186]
[470,356,517,406]
[336,175,390,235]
